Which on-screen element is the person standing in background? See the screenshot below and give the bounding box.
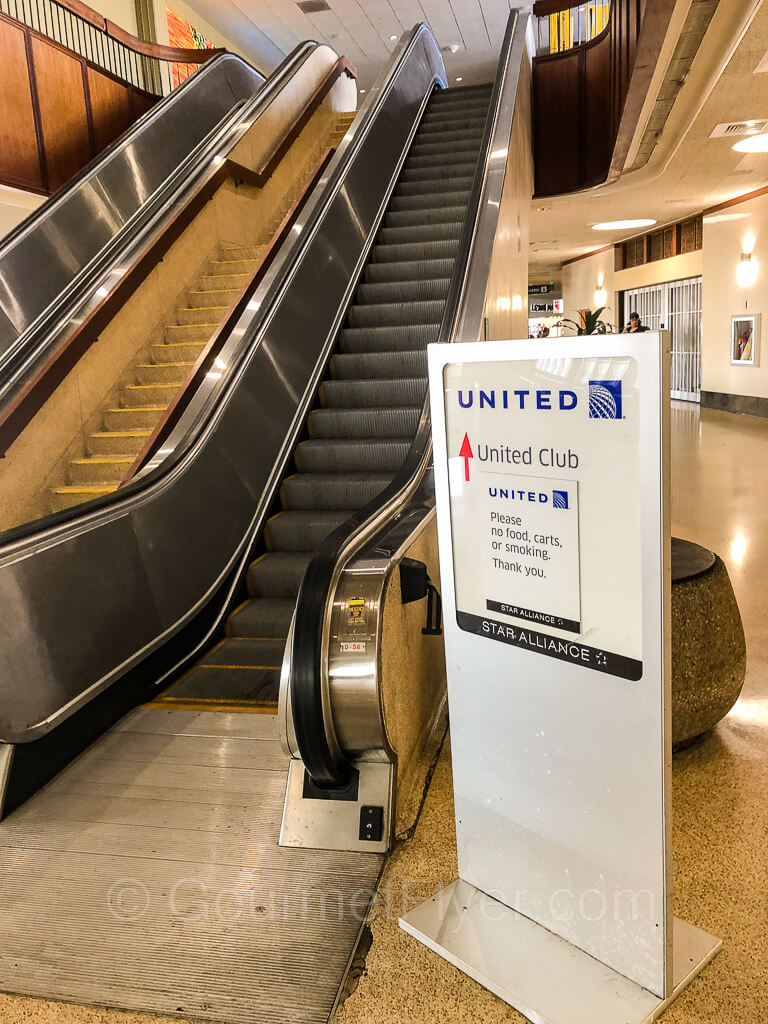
[623,312,649,333]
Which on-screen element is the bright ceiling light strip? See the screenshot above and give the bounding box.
[592,219,657,230]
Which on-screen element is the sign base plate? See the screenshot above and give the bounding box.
[399,879,720,1024]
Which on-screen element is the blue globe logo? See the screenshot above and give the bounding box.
[588,380,622,419]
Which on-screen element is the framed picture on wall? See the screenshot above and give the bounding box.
[731,314,760,367]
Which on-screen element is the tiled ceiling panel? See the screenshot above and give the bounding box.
[185,0,514,89]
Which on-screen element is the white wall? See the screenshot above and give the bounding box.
[155,0,284,73]
[86,0,138,34]
[562,246,704,333]
[561,249,616,329]
[702,192,768,400]
[0,186,44,243]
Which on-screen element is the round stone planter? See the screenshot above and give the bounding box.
[671,538,746,749]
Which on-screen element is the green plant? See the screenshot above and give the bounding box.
[557,307,613,335]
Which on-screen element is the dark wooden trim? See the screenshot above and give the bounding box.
[0,60,353,456]
[80,57,96,158]
[561,244,613,267]
[702,183,768,217]
[120,149,335,485]
[21,18,50,193]
[533,0,588,18]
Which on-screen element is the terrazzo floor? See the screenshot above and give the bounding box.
[1,402,766,1024]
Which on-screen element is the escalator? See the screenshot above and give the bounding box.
[0,14,529,1023]
[161,83,493,709]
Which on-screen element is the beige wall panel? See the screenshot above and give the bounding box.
[702,194,768,399]
[484,54,533,342]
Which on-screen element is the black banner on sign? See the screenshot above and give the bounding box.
[486,600,580,634]
[457,611,643,681]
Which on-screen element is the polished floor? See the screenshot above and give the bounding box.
[1,402,767,1024]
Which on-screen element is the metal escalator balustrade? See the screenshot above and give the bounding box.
[162,82,493,709]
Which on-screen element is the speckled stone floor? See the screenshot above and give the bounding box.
[1,402,766,1023]
[335,402,768,1024]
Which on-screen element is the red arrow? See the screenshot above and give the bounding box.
[459,432,473,482]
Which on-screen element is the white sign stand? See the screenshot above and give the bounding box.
[400,336,720,1023]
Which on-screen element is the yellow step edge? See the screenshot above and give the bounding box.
[107,405,168,412]
[198,663,282,670]
[53,485,119,494]
[143,698,277,714]
[136,362,197,369]
[90,430,152,438]
[177,305,228,313]
[124,384,185,391]
[71,456,134,465]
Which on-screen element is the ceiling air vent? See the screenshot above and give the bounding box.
[297,0,330,12]
[709,121,768,139]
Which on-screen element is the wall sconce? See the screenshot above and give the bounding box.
[737,253,758,288]
[593,271,607,308]
[512,294,523,311]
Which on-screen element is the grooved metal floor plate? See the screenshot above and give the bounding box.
[0,709,383,1023]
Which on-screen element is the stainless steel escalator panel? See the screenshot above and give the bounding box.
[0,708,382,1023]
[0,25,446,742]
[0,53,267,349]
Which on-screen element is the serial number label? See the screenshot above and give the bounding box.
[340,641,366,653]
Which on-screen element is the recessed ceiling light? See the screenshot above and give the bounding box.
[732,133,768,152]
[592,219,657,230]
[456,77,463,82]
[390,34,397,41]
[359,89,366,94]
[536,206,550,212]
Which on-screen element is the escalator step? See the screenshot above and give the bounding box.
[430,85,492,100]
[295,438,411,473]
[308,407,421,439]
[347,298,445,328]
[394,178,473,199]
[357,277,450,304]
[103,406,167,430]
[248,552,312,598]
[340,323,439,352]
[134,362,194,386]
[406,149,482,170]
[281,472,394,511]
[393,189,473,210]
[418,117,489,135]
[371,238,460,262]
[364,259,453,285]
[409,132,484,155]
[384,205,467,228]
[199,636,286,667]
[228,598,294,639]
[170,663,280,702]
[401,161,478,183]
[264,510,350,551]
[426,94,491,108]
[330,350,428,379]
[320,377,426,408]
[377,221,463,246]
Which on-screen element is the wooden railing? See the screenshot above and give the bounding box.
[0,56,356,463]
[532,0,674,196]
[0,0,224,195]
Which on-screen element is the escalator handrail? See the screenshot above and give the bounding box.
[0,47,355,461]
[0,44,321,405]
[0,29,431,555]
[289,11,527,787]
